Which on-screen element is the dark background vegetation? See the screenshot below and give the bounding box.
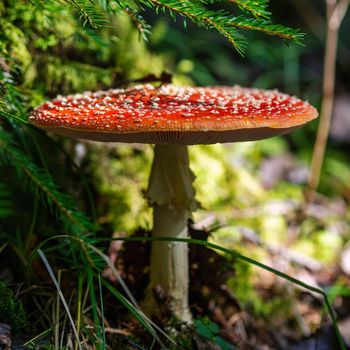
[0,0,350,349]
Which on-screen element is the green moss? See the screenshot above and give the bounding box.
[1,21,32,69]
[0,282,26,333]
[260,215,288,244]
[293,230,343,264]
[89,144,153,232]
[226,261,292,319]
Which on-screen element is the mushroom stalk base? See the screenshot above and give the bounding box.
[146,144,198,323]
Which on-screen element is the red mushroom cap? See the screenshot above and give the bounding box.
[29,84,318,144]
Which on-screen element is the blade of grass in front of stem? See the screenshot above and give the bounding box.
[54,270,61,349]
[22,328,52,348]
[37,249,83,350]
[98,273,107,350]
[87,243,176,347]
[101,279,160,349]
[87,267,103,350]
[75,272,84,350]
[88,243,138,306]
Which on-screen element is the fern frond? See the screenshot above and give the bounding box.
[0,130,96,235]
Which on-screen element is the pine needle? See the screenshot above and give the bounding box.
[227,0,270,18]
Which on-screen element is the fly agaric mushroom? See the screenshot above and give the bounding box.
[29,84,318,322]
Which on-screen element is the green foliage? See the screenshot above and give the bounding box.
[194,317,235,350]
[0,129,96,235]
[68,0,110,29]
[228,15,304,43]
[28,0,109,30]
[0,281,26,333]
[138,0,303,55]
[25,0,303,55]
[0,64,97,257]
[327,283,350,305]
[227,0,270,18]
[0,182,14,218]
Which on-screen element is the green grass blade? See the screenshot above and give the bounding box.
[98,273,106,350]
[75,273,84,350]
[22,328,52,347]
[34,239,167,348]
[87,267,103,349]
[37,249,82,350]
[86,243,175,347]
[101,279,157,339]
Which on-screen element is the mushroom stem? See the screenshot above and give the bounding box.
[146,144,198,322]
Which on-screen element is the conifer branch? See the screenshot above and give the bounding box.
[124,6,152,40]
[29,0,304,54]
[0,130,96,234]
[1,62,96,239]
[68,0,109,28]
[138,0,303,54]
[227,0,270,18]
[28,0,109,29]
[139,0,247,54]
[229,16,305,43]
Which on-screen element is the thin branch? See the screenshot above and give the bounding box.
[306,0,349,202]
[333,0,350,25]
